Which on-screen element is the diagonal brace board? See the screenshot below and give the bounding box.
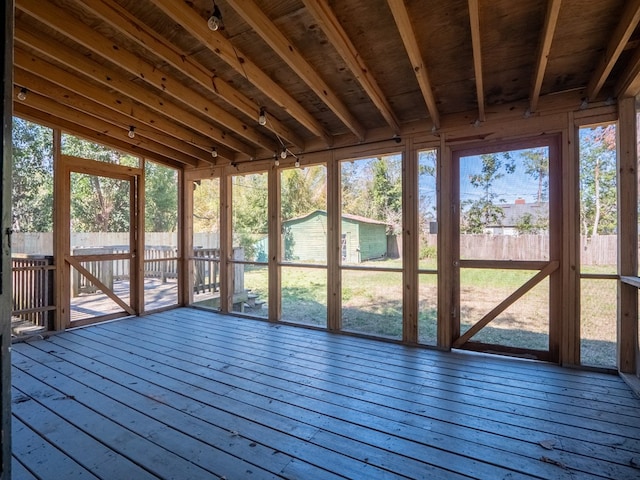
[453,260,559,348]
[66,256,135,316]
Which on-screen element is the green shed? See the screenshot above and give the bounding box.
[283,210,389,263]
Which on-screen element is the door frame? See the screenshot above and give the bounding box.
[1,1,13,477]
[450,135,562,361]
[58,155,143,328]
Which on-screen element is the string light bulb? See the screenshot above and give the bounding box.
[295,159,300,168]
[275,158,280,167]
[207,3,222,31]
[280,147,288,159]
[258,107,267,126]
[211,147,218,158]
[17,88,27,101]
[128,126,135,139]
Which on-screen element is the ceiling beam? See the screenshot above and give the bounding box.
[586,0,640,101]
[386,0,441,128]
[153,0,333,147]
[17,0,275,153]
[14,46,234,161]
[301,0,401,136]
[15,98,184,169]
[616,44,640,98]
[529,0,562,113]
[467,0,485,122]
[15,27,254,160]
[82,0,304,150]
[14,67,205,167]
[224,0,366,141]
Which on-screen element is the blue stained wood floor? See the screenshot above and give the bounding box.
[10,308,640,479]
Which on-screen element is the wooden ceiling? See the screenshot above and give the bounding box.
[11,0,640,167]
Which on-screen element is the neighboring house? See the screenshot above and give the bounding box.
[485,199,549,235]
[282,210,389,263]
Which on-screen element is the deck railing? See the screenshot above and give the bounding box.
[12,254,55,330]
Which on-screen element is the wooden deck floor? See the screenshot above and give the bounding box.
[10,308,640,479]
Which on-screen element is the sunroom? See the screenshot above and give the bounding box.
[2,0,640,478]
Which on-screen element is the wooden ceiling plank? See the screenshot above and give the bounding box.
[386,0,441,129]
[301,0,401,135]
[17,0,274,152]
[224,0,366,141]
[82,0,305,150]
[14,67,206,166]
[14,44,234,161]
[14,102,184,169]
[530,0,562,113]
[15,87,202,166]
[616,44,640,98]
[466,0,485,122]
[14,27,253,159]
[153,0,333,147]
[586,0,640,101]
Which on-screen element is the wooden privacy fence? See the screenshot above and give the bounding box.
[421,234,617,265]
[12,254,55,329]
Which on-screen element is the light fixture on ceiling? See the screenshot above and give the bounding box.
[295,159,300,168]
[258,107,267,126]
[17,87,27,101]
[274,157,280,167]
[211,147,218,158]
[280,147,288,159]
[128,126,135,138]
[208,2,222,31]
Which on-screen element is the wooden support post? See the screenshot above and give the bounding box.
[403,139,418,343]
[438,135,454,348]
[327,152,341,331]
[562,115,581,366]
[1,2,13,476]
[268,163,281,322]
[219,173,233,313]
[617,96,638,374]
[53,131,70,330]
[180,169,194,306]
[133,168,144,314]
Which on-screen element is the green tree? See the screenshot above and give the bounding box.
[462,153,515,234]
[522,148,549,203]
[371,157,402,233]
[145,161,178,232]
[11,118,54,232]
[232,173,268,260]
[580,125,617,237]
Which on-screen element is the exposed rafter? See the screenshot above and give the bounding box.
[15,27,254,159]
[616,44,640,98]
[153,0,333,147]
[467,0,485,122]
[224,0,366,141]
[13,47,234,161]
[386,0,441,129]
[82,0,304,151]
[586,0,640,101]
[301,0,401,136]
[15,97,184,169]
[529,0,562,113]
[15,67,205,167]
[15,88,202,166]
[18,0,274,154]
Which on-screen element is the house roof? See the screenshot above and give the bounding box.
[284,210,388,226]
[496,202,549,227]
[12,0,640,168]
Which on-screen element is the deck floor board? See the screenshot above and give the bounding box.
[11,308,640,479]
